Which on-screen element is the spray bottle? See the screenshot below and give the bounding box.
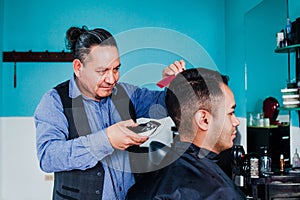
[293,148,300,168]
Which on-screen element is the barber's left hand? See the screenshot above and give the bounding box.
[162,60,186,78]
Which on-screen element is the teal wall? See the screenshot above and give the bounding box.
[0,0,3,116]
[1,0,300,118]
[1,0,226,116]
[0,0,3,197]
[290,0,300,20]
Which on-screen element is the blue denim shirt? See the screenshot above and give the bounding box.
[34,76,167,200]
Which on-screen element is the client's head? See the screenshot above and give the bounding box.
[165,68,240,154]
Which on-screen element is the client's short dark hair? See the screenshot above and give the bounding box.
[165,68,225,137]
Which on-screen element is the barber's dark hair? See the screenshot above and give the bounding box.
[65,26,117,61]
[166,68,225,136]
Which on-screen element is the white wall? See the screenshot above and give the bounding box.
[0,117,53,200]
[0,117,247,200]
[0,116,298,200]
[237,117,247,151]
[0,118,4,200]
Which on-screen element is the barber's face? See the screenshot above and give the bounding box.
[74,46,120,101]
[210,85,240,153]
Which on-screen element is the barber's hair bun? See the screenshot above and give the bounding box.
[65,26,88,52]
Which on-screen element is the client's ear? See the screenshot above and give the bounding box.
[194,110,211,131]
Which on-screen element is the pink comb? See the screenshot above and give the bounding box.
[156,75,176,88]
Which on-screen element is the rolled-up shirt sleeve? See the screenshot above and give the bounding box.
[34,89,114,173]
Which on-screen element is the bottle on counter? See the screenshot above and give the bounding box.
[293,149,300,168]
[260,147,272,176]
[280,154,285,172]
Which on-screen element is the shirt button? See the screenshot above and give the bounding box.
[95,190,100,195]
[97,172,102,176]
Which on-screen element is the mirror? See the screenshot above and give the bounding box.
[245,0,287,115]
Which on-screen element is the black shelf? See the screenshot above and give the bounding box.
[274,43,300,126]
[275,44,300,53]
[278,107,300,111]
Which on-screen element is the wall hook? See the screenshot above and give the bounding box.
[14,61,17,88]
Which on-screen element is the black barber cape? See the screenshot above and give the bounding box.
[126,142,246,200]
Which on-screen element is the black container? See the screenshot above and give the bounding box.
[292,17,300,44]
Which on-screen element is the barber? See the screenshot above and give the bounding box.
[34,26,185,200]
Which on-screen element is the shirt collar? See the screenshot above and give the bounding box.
[174,141,220,162]
[69,75,81,99]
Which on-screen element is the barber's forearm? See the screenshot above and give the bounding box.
[37,130,114,172]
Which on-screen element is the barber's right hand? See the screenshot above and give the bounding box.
[106,119,148,150]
